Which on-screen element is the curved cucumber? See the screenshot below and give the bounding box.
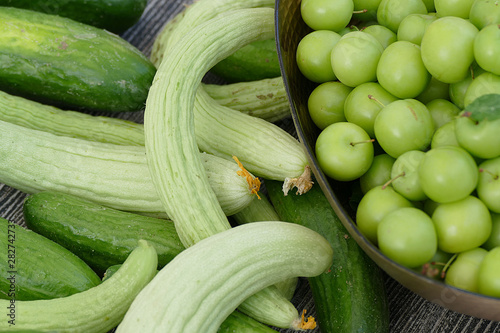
[0,7,156,112]
[266,180,390,333]
[210,39,281,83]
[116,222,333,332]
[23,191,185,275]
[0,240,157,332]
[0,0,148,34]
[0,218,101,301]
[0,120,256,217]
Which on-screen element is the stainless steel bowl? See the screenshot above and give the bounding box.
[274,0,500,322]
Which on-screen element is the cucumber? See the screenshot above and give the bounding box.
[209,39,282,83]
[0,239,157,332]
[0,0,148,34]
[266,180,390,333]
[116,221,333,332]
[0,7,156,113]
[23,191,185,275]
[0,217,101,301]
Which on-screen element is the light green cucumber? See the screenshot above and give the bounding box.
[23,191,185,275]
[0,120,256,217]
[143,7,313,329]
[231,195,298,301]
[194,85,309,182]
[0,218,101,301]
[116,222,333,332]
[203,77,290,123]
[0,239,157,332]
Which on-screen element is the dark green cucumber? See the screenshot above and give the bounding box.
[0,7,156,113]
[0,217,101,301]
[23,191,185,275]
[209,39,281,83]
[0,0,148,34]
[266,181,390,333]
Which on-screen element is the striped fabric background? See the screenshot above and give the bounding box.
[0,0,498,332]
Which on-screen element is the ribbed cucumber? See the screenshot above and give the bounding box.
[0,120,256,217]
[210,39,281,83]
[266,180,390,333]
[0,218,101,301]
[117,221,333,332]
[23,191,185,275]
[0,0,148,34]
[0,7,156,112]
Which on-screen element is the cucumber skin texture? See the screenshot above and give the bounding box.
[23,191,185,275]
[0,7,156,113]
[0,0,148,34]
[266,181,390,333]
[0,218,101,301]
[210,39,282,83]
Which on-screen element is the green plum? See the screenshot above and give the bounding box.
[477,247,500,297]
[315,121,374,181]
[421,16,478,84]
[296,30,341,83]
[477,157,500,213]
[418,146,478,203]
[344,82,398,138]
[331,31,384,87]
[301,0,354,32]
[373,99,435,158]
[377,0,428,33]
[432,195,492,253]
[474,24,500,75]
[360,153,396,193]
[307,81,352,129]
[397,13,437,45]
[376,41,431,99]
[377,207,437,268]
[445,247,488,293]
[356,185,414,245]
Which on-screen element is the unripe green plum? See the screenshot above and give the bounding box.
[469,0,500,30]
[397,13,437,45]
[445,247,488,293]
[377,0,428,33]
[344,82,398,138]
[434,0,475,18]
[356,185,414,245]
[331,31,384,87]
[418,146,478,203]
[477,247,500,297]
[432,195,492,253]
[483,213,500,250]
[426,98,461,129]
[296,30,341,83]
[477,157,500,213]
[463,72,500,107]
[301,0,354,32]
[416,77,450,104]
[360,153,396,193]
[374,99,435,158]
[474,24,500,75]
[362,24,397,48]
[307,81,352,129]
[421,17,478,84]
[376,41,430,99]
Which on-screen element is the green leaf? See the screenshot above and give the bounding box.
[462,94,500,122]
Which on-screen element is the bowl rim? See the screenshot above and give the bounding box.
[274,0,500,322]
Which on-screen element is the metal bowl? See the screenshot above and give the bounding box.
[274,0,500,322]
